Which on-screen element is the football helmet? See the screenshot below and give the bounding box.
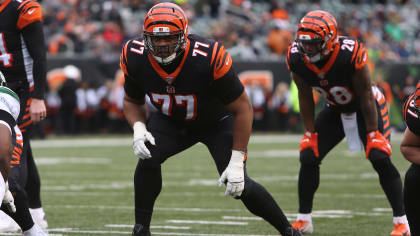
[414,82,420,112]
[296,10,338,62]
[143,2,188,64]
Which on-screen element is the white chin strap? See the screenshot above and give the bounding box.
[154,52,177,65]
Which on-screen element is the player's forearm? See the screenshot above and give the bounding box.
[123,96,147,127]
[360,94,378,132]
[401,145,420,165]
[232,109,252,152]
[298,91,315,132]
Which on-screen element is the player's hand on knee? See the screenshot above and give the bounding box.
[300,131,319,157]
[218,150,246,197]
[132,121,155,160]
[3,182,16,213]
[366,130,391,158]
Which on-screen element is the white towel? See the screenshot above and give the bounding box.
[341,112,363,152]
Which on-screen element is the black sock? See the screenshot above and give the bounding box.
[240,178,291,234]
[298,164,320,213]
[134,162,162,229]
[404,164,420,235]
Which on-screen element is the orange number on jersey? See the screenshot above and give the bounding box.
[0,33,12,67]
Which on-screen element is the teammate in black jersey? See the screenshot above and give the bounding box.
[287,10,409,235]
[121,2,301,236]
[401,82,420,235]
[0,0,48,234]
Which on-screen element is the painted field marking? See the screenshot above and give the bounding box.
[105,224,190,230]
[36,157,111,165]
[48,228,280,236]
[166,220,248,225]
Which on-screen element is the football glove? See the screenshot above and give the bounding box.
[133,121,155,160]
[300,131,319,157]
[3,182,16,213]
[366,130,391,158]
[218,150,246,197]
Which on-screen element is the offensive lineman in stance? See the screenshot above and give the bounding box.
[401,82,420,235]
[121,2,301,236]
[287,10,409,235]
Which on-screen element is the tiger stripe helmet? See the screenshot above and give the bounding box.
[143,2,188,64]
[296,10,338,62]
[414,82,420,112]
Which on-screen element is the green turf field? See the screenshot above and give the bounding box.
[20,133,412,235]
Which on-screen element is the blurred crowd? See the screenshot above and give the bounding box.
[41,0,420,62]
[33,0,420,136]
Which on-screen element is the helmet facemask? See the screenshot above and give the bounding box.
[144,29,186,65]
[296,10,338,63]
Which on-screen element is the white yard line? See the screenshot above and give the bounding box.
[105,224,191,230]
[48,228,280,236]
[30,132,404,148]
[166,220,248,225]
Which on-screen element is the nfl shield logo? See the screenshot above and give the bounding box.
[320,80,328,86]
[166,85,175,93]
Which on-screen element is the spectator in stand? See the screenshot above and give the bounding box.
[268,82,291,131]
[57,65,80,135]
[266,20,293,56]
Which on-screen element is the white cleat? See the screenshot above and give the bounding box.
[0,210,20,233]
[29,208,48,230]
[291,220,313,234]
[22,223,48,236]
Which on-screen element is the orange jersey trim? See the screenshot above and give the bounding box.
[0,0,11,12]
[120,41,130,76]
[210,42,219,66]
[17,1,43,30]
[212,46,232,80]
[147,39,191,84]
[303,43,340,77]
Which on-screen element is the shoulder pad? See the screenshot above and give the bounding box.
[17,0,43,29]
[286,42,301,72]
[120,38,146,77]
[209,41,232,80]
[338,37,369,70]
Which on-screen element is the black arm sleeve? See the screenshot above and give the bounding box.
[21,21,47,99]
[211,68,244,105]
[123,75,146,103]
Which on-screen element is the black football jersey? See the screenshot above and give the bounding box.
[287,36,369,112]
[403,94,420,136]
[120,34,244,126]
[0,0,42,88]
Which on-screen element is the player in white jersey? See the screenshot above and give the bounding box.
[0,71,46,235]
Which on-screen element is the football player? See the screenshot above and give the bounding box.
[0,71,46,235]
[0,0,48,232]
[287,10,410,235]
[121,2,301,236]
[400,82,420,235]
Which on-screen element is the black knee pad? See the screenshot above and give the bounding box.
[300,149,320,165]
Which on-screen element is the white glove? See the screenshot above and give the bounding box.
[218,150,245,197]
[133,121,155,159]
[3,182,16,213]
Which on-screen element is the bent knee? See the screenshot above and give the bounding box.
[300,149,320,165]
